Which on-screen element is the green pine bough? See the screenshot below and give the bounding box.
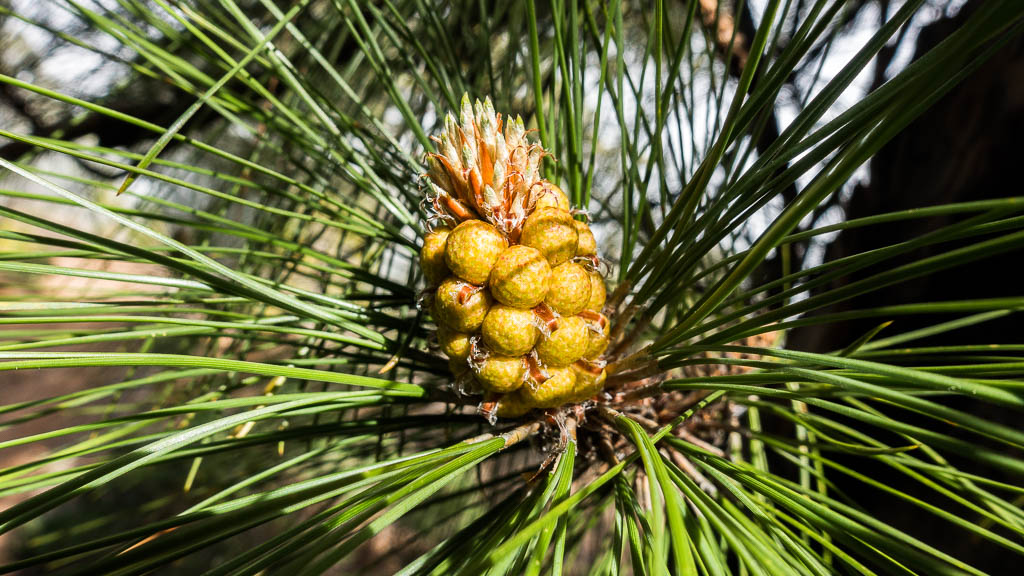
[0,1,1021,574]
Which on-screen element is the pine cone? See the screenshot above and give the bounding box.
[421,95,611,419]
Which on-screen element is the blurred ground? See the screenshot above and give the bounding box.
[0,194,154,562]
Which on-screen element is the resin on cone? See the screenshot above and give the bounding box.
[520,207,578,266]
[489,245,551,308]
[434,277,491,332]
[444,220,506,285]
[482,304,538,356]
[545,262,591,316]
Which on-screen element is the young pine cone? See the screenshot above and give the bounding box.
[420,95,610,420]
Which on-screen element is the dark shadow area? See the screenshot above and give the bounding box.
[788,2,1024,573]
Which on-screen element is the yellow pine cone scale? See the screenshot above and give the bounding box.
[520,207,578,267]
[570,361,608,402]
[482,304,538,356]
[574,220,597,256]
[474,355,527,393]
[580,311,610,360]
[545,262,591,316]
[521,366,577,407]
[532,182,571,212]
[434,277,491,332]
[437,326,471,361]
[445,220,507,285]
[495,390,533,418]
[420,227,451,286]
[448,356,470,377]
[536,315,589,367]
[585,269,607,312]
[489,245,551,308]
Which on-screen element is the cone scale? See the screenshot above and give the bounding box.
[421,95,610,419]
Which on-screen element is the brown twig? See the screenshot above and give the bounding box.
[499,420,542,449]
[676,428,726,458]
[610,379,664,404]
[668,448,718,497]
[606,304,640,355]
[698,0,750,70]
[596,432,621,466]
[607,279,632,315]
[605,344,655,376]
[609,308,653,358]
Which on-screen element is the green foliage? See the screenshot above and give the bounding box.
[0,0,1022,574]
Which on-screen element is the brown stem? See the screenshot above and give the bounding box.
[596,433,621,465]
[698,0,749,70]
[606,344,655,376]
[652,390,710,421]
[607,279,632,314]
[611,379,665,404]
[675,428,726,458]
[628,413,661,431]
[462,430,497,445]
[564,416,578,444]
[668,449,719,497]
[592,404,624,425]
[605,366,664,396]
[609,308,654,358]
[499,420,542,449]
[606,304,639,353]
